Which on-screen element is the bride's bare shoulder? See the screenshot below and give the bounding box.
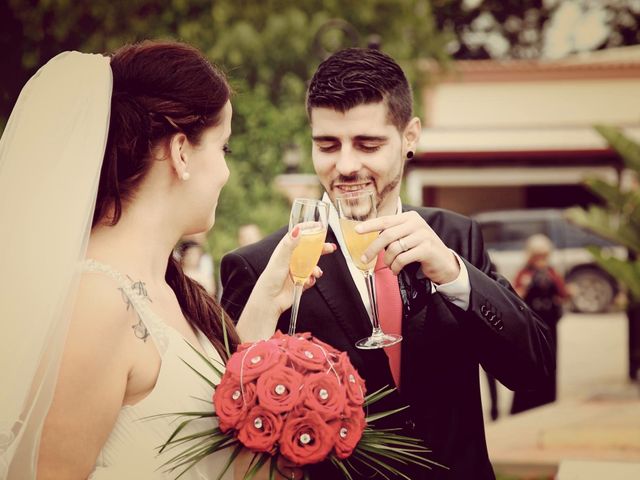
[69,270,138,339]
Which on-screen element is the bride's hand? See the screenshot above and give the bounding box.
[236,227,336,343]
[257,226,335,314]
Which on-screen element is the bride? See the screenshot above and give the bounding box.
[0,41,329,479]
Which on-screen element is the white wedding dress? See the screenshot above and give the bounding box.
[83,260,234,480]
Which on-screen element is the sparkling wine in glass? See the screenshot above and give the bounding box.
[336,190,402,349]
[288,199,329,335]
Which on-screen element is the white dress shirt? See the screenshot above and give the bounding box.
[323,192,471,320]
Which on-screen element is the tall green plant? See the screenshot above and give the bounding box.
[566,125,640,304]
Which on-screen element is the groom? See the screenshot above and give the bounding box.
[221,48,554,479]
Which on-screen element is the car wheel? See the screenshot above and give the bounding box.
[566,268,615,314]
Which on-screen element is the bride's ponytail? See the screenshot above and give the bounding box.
[166,256,239,359]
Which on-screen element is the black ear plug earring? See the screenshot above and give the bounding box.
[406,151,414,159]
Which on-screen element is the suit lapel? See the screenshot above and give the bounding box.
[315,228,372,345]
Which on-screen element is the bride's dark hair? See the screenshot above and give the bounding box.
[93,40,240,358]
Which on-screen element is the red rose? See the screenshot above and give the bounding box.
[292,331,313,340]
[309,336,341,358]
[268,330,290,348]
[269,331,312,349]
[302,372,346,421]
[279,410,335,466]
[237,405,283,454]
[256,364,304,414]
[213,372,257,432]
[331,406,366,459]
[286,336,330,373]
[226,340,285,383]
[333,353,366,406]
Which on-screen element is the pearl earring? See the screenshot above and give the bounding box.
[181,172,191,181]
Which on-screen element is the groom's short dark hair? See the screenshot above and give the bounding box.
[306,48,413,131]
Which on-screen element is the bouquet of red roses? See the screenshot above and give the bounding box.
[157,331,440,479]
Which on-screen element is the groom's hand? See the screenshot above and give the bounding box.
[356,211,460,284]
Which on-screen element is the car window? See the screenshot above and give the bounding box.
[480,219,549,251]
[556,220,617,248]
[480,222,502,248]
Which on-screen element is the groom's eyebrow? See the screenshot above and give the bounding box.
[312,135,339,142]
[312,135,388,142]
[354,135,387,142]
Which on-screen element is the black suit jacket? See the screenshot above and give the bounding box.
[221,206,555,480]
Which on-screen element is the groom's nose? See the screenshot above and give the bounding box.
[335,146,362,177]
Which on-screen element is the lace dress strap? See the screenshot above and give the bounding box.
[82,259,170,355]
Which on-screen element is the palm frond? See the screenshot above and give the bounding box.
[216,443,244,480]
[243,452,270,480]
[365,405,408,423]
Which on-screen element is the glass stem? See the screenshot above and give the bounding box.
[288,282,304,336]
[363,270,383,337]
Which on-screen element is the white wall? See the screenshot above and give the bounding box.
[426,79,640,128]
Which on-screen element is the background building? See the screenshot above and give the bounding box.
[407,45,640,216]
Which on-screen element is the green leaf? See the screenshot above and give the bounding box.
[584,178,628,212]
[269,455,277,480]
[159,427,230,460]
[330,457,354,480]
[357,429,447,471]
[164,438,238,476]
[183,341,225,379]
[157,419,216,454]
[357,443,430,468]
[350,450,397,480]
[595,124,640,172]
[144,410,216,422]
[189,395,214,405]
[216,443,244,480]
[347,455,391,480]
[588,248,640,301]
[365,405,409,424]
[566,206,640,252]
[363,385,395,407]
[243,452,270,480]
[221,309,231,359]
[180,357,219,388]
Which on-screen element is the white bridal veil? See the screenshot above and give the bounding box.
[0,51,112,479]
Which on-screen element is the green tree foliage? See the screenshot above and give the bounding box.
[1,0,448,265]
[566,126,640,304]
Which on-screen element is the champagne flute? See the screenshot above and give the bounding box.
[288,198,329,335]
[336,190,402,349]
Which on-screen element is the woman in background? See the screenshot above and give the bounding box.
[511,234,569,414]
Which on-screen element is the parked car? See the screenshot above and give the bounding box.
[472,209,625,313]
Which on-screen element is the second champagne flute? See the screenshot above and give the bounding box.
[288,198,329,335]
[336,190,402,349]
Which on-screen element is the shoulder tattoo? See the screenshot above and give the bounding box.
[119,278,152,343]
